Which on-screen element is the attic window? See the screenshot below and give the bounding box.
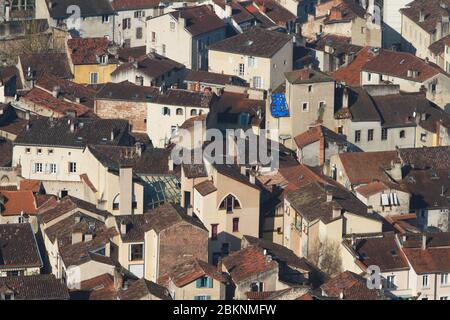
[430,171,439,179]
[390,250,397,257]
[100,55,108,64]
[360,252,368,259]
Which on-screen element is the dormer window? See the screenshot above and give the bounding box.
[100,55,108,65]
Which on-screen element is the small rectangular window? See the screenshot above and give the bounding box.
[129,243,144,261]
[35,163,43,173]
[381,128,388,140]
[302,102,309,112]
[355,130,361,143]
[69,162,77,173]
[232,218,239,232]
[368,129,374,141]
[211,224,218,240]
[90,73,98,85]
[238,63,245,76]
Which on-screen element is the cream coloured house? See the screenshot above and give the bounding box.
[208,27,294,91]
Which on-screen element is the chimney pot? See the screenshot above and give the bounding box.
[422,234,427,250]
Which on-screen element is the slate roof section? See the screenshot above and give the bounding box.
[0,274,69,300]
[429,35,450,55]
[14,117,133,148]
[294,125,348,149]
[285,181,378,224]
[321,271,387,300]
[212,0,255,23]
[111,0,160,11]
[208,27,292,58]
[167,5,226,37]
[115,203,207,243]
[118,46,147,62]
[252,0,296,24]
[19,53,73,81]
[185,70,248,87]
[332,47,378,86]
[0,138,12,167]
[112,53,184,79]
[314,34,363,55]
[285,68,334,84]
[45,0,115,18]
[152,89,217,108]
[0,223,42,269]
[95,81,159,102]
[398,146,450,170]
[194,180,217,196]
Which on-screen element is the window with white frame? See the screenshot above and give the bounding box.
[69,162,77,173]
[302,102,309,112]
[247,56,256,68]
[35,163,43,173]
[50,164,57,174]
[90,73,98,85]
[386,275,395,289]
[129,243,144,261]
[441,273,449,286]
[252,76,262,89]
[238,63,245,76]
[422,274,429,288]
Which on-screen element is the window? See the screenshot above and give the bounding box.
[162,107,170,116]
[26,148,31,154]
[381,128,388,140]
[420,132,427,142]
[136,27,143,39]
[211,224,218,240]
[194,295,211,300]
[368,129,374,141]
[129,243,144,261]
[170,21,176,30]
[162,44,166,56]
[295,213,301,230]
[102,15,109,23]
[37,148,42,155]
[90,73,98,85]
[219,194,241,212]
[196,277,213,288]
[441,273,449,286]
[386,275,395,289]
[302,102,309,112]
[48,149,54,155]
[135,75,144,86]
[250,282,264,292]
[134,10,145,18]
[171,126,177,136]
[441,296,449,300]
[122,18,131,29]
[113,194,120,210]
[367,73,372,81]
[422,274,429,288]
[238,63,245,76]
[399,130,406,139]
[308,85,313,92]
[35,163,43,173]
[100,55,108,64]
[69,162,77,173]
[151,32,156,43]
[190,109,197,116]
[247,56,256,67]
[252,76,262,89]
[176,108,183,115]
[232,218,239,232]
[50,164,57,174]
[361,26,365,34]
[355,130,361,143]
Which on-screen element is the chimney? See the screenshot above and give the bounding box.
[249,171,256,184]
[436,20,443,40]
[120,220,127,235]
[72,231,83,245]
[225,3,232,17]
[84,233,93,242]
[119,166,133,214]
[114,269,123,290]
[135,142,143,157]
[5,2,10,21]
[26,121,31,131]
[25,110,30,120]
[419,9,425,22]
[422,234,427,250]
[326,190,333,202]
[110,129,116,141]
[168,157,174,171]
[342,87,349,108]
[389,161,402,181]
[178,17,186,28]
[332,205,342,219]
[74,216,81,223]
[70,121,75,133]
[52,86,60,98]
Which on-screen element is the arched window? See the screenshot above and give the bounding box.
[162,107,170,116]
[176,108,183,115]
[198,110,203,115]
[219,194,241,213]
[399,130,406,139]
[0,175,10,184]
[190,109,197,116]
[113,194,120,210]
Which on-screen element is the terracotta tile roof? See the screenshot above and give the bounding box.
[222,246,278,283]
[332,47,378,86]
[321,271,387,300]
[21,87,92,117]
[95,81,158,102]
[111,53,184,79]
[0,223,42,269]
[182,163,208,179]
[355,181,391,197]
[179,115,208,130]
[246,287,311,300]
[0,274,69,300]
[36,75,97,109]
[19,180,42,193]
[338,151,399,185]
[166,258,229,287]
[403,246,450,274]
[185,70,248,87]
[118,46,147,62]
[398,146,450,170]
[0,190,37,216]
[362,49,444,82]
[72,273,116,300]
[208,27,292,58]
[0,117,28,136]
[168,5,226,37]
[429,35,450,55]
[294,125,347,149]
[314,34,363,55]
[194,180,217,196]
[68,37,118,65]
[324,0,366,23]
[252,0,296,24]
[285,68,334,84]
[111,0,159,11]
[400,0,450,34]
